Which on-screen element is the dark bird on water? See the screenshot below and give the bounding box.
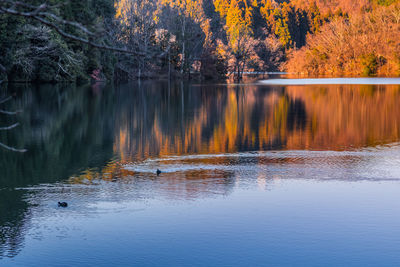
[58,202,68,207]
[156,169,162,176]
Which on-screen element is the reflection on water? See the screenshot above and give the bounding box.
[1,80,400,264]
[113,82,400,160]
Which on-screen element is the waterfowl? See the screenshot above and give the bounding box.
[58,202,68,207]
[156,169,162,176]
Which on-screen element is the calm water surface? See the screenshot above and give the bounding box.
[1,80,400,266]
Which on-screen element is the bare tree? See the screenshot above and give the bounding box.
[157,1,205,77]
[114,0,159,79]
[227,29,254,82]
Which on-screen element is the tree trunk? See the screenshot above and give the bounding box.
[181,16,186,76]
[168,50,171,80]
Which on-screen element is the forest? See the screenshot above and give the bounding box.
[0,0,400,83]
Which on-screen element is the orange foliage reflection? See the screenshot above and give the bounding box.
[114,84,400,162]
[70,83,400,194]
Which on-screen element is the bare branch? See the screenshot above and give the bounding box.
[0,109,22,115]
[0,122,19,130]
[0,1,175,60]
[0,2,146,56]
[38,11,94,36]
[0,141,27,152]
[0,96,12,105]
[1,0,93,35]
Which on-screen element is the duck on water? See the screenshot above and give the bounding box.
[58,202,68,207]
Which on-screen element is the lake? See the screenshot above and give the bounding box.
[1,79,400,266]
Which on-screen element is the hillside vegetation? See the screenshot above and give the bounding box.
[1,0,399,82]
[286,2,400,76]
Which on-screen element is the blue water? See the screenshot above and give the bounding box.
[5,179,400,266]
[2,81,400,266]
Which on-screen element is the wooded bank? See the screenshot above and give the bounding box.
[1,0,399,83]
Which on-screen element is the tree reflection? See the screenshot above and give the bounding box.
[0,82,116,258]
[1,81,400,258]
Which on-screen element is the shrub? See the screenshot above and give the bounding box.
[360,53,378,76]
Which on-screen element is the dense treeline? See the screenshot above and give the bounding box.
[0,0,399,82]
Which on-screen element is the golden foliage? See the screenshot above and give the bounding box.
[286,3,400,76]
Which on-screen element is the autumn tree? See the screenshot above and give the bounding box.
[308,1,323,33]
[286,2,400,76]
[114,0,159,79]
[217,0,252,80]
